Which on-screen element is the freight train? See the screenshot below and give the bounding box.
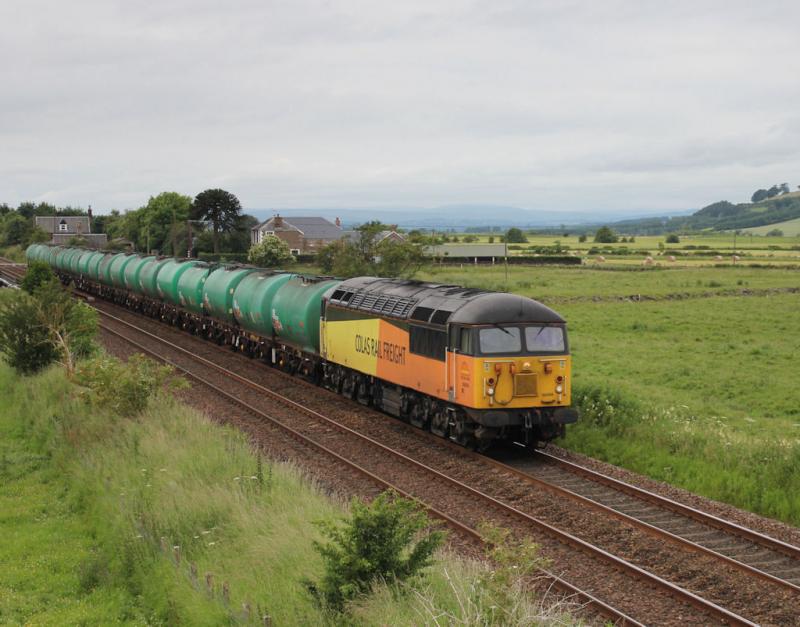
[26,244,578,449]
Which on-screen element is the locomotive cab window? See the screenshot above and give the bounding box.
[479,326,522,354]
[525,325,565,353]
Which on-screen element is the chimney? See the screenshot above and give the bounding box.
[335,216,341,228]
[273,214,283,228]
[87,205,93,231]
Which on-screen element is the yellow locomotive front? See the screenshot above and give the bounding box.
[445,293,577,446]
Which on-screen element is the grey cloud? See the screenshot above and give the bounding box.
[1,0,799,213]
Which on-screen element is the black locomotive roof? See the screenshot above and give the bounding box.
[328,277,564,325]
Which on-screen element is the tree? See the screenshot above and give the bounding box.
[0,281,97,376]
[20,261,57,294]
[488,236,495,243]
[505,227,528,243]
[247,235,294,267]
[593,226,618,243]
[311,492,445,609]
[191,189,242,254]
[766,229,784,237]
[751,189,769,203]
[665,233,680,243]
[578,234,587,243]
[141,192,192,255]
[317,222,425,278]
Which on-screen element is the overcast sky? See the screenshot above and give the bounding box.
[2,0,799,214]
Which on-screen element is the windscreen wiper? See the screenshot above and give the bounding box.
[492,322,512,336]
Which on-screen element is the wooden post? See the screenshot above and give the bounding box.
[173,545,180,566]
[205,572,214,594]
[222,581,230,605]
[160,537,168,553]
[190,562,198,584]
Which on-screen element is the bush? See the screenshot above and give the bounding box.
[0,280,98,375]
[20,260,57,294]
[311,491,445,609]
[593,226,618,243]
[665,233,680,243]
[505,228,528,243]
[76,354,186,417]
[0,291,60,374]
[247,236,294,268]
[578,234,587,243]
[766,229,784,237]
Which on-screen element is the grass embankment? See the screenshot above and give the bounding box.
[0,360,576,625]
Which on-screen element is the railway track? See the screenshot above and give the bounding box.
[499,446,800,588]
[6,258,800,624]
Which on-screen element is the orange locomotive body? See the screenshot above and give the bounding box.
[320,278,577,448]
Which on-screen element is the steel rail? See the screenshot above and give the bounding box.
[94,305,754,627]
[534,449,800,561]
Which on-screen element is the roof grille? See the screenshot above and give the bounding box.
[345,291,417,318]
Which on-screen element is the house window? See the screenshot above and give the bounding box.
[290,249,300,255]
[58,220,68,232]
[263,230,275,236]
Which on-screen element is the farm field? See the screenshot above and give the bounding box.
[743,217,800,237]
[418,264,800,300]
[421,263,800,524]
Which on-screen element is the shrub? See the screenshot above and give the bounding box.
[505,228,528,243]
[247,236,294,268]
[311,491,445,609]
[665,233,680,243]
[578,234,587,243]
[0,291,60,374]
[593,226,618,243]
[0,280,98,375]
[20,260,57,294]
[76,353,187,417]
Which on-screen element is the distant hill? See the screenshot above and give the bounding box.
[608,192,800,235]
[246,205,693,230]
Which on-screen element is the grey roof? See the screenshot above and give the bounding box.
[51,233,107,246]
[425,243,507,257]
[253,216,344,240]
[35,216,91,234]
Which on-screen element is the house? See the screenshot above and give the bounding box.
[35,212,108,247]
[250,215,347,253]
[251,215,407,253]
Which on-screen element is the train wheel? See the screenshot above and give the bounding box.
[430,410,448,438]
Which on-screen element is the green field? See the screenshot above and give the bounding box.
[419,263,800,524]
[419,264,800,300]
[743,217,800,237]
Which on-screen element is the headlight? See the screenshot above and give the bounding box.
[555,384,563,393]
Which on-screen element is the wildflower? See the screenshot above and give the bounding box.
[160,468,167,472]
[201,530,211,535]
[173,545,180,550]
[250,476,258,480]
[194,535,200,539]
[233,476,241,481]
[208,541,216,546]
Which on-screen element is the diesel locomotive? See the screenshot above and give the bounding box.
[26,243,578,448]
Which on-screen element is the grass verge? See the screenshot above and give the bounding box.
[0,358,579,625]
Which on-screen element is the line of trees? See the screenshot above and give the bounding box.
[0,189,255,257]
[751,183,792,203]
